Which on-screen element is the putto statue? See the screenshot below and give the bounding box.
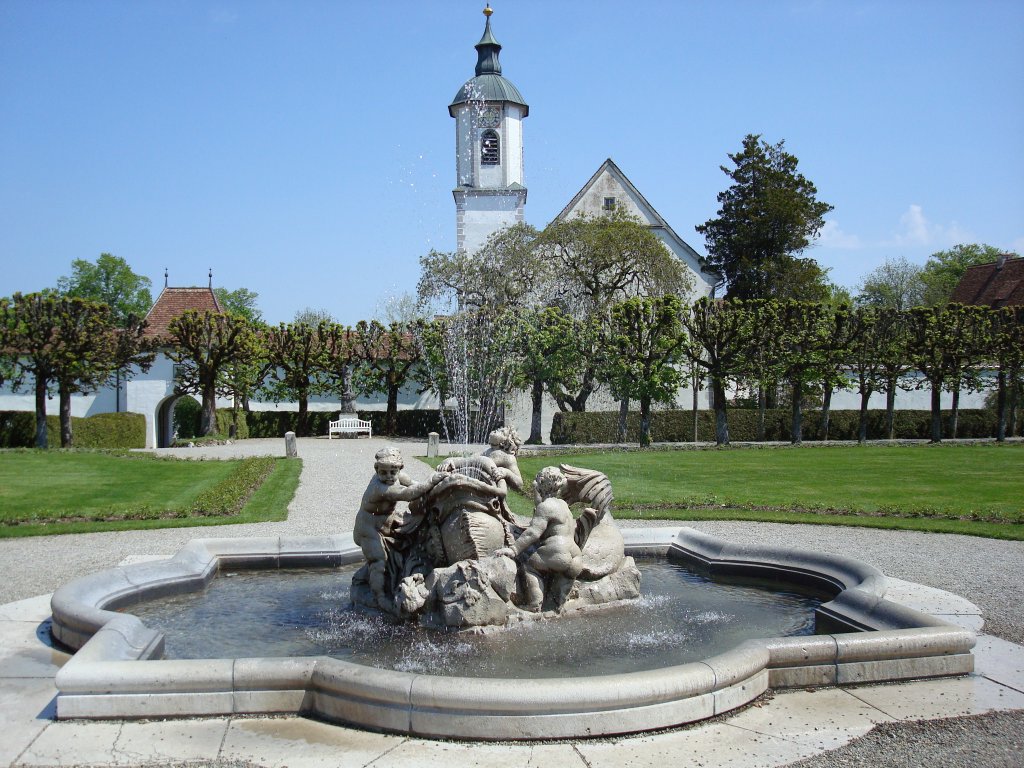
[351,430,641,630]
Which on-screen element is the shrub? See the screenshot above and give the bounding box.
[0,411,145,449]
[245,411,331,438]
[173,397,201,439]
[550,408,997,444]
[215,408,249,440]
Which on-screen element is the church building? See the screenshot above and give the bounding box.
[448,6,718,302]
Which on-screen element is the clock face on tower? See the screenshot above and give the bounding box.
[478,106,501,129]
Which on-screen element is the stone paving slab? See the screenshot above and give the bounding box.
[218,717,405,767]
[847,675,1024,720]
[575,721,823,768]
[722,687,894,751]
[969,634,1024,693]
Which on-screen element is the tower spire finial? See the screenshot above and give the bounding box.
[483,4,493,17]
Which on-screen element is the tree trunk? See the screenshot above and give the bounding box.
[386,384,399,435]
[339,365,356,414]
[34,375,48,449]
[996,371,1007,442]
[59,382,73,448]
[200,381,217,436]
[691,371,699,443]
[298,394,309,437]
[791,381,803,446]
[950,388,960,440]
[527,378,544,444]
[858,386,872,444]
[756,386,766,442]
[1009,378,1020,438]
[885,380,897,440]
[930,383,943,443]
[821,385,833,441]
[712,379,729,446]
[639,395,652,447]
[617,397,629,443]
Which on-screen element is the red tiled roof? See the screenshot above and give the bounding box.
[950,256,1024,308]
[143,287,222,339]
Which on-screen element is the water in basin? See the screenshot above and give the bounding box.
[126,558,822,678]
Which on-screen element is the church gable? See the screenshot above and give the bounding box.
[556,159,720,299]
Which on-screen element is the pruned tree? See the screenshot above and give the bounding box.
[167,311,260,436]
[775,301,831,445]
[696,134,833,300]
[817,303,861,440]
[846,308,910,442]
[351,320,423,435]
[906,304,991,443]
[517,307,584,444]
[262,321,328,436]
[600,295,687,446]
[681,298,753,445]
[991,306,1024,441]
[320,323,359,414]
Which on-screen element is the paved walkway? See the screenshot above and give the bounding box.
[1,437,1023,767]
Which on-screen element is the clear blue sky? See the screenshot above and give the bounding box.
[2,0,1022,325]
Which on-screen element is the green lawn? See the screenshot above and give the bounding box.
[427,444,1024,540]
[0,450,301,537]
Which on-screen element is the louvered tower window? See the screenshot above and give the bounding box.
[481,130,500,165]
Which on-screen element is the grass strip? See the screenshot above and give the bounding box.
[420,443,1024,540]
[0,450,301,537]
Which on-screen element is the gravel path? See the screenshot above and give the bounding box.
[1,437,1022,767]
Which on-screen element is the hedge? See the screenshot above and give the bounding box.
[244,408,451,438]
[0,411,146,449]
[550,408,1000,444]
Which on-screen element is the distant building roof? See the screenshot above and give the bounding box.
[143,287,222,339]
[950,256,1024,308]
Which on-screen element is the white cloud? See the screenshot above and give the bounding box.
[817,219,862,249]
[886,204,973,249]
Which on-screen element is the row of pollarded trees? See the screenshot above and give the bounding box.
[162,311,425,439]
[681,299,1022,446]
[0,292,156,447]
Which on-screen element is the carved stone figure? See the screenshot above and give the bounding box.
[351,447,442,613]
[496,467,583,611]
[351,441,640,628]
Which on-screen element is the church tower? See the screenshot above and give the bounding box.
[449,5,528,255]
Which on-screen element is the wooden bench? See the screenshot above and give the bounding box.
[328,416,372,439]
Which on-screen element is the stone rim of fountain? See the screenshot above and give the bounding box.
[49,527,975,740]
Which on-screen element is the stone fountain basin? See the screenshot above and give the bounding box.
[50,527,974,740]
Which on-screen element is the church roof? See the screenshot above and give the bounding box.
[950,256,1024,308]
[556,158,720,284]
[143,286,222,339]
[449,9,528,116]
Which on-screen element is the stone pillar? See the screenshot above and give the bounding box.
[427,431,439,458]
[284,431,298,458]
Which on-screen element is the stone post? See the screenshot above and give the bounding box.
[427,431,439,458]
[284,431,298,458]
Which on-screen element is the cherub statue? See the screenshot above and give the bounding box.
[481,426,524,492]
[496,466,584,612]
[353,447,442,612]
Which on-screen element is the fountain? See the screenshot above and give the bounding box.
[49,435,975,740]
